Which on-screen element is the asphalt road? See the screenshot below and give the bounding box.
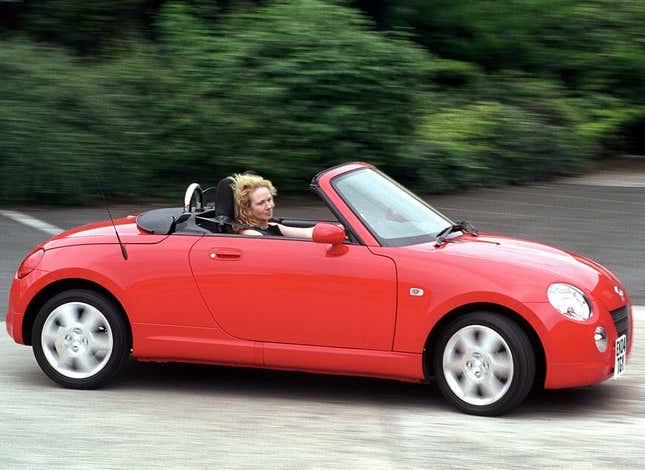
[0,312,643,469]
[1,162,644,468]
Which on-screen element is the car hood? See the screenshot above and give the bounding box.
[394,233,625,308]
[41,216,168,250]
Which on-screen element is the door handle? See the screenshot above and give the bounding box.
[209,248,242,260]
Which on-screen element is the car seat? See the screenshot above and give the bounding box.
[214,176,237,233]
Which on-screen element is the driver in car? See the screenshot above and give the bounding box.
[232,173,314,238]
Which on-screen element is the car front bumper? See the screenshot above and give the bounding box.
[526,301,634,389]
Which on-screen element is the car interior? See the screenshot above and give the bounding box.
[136,176,327,237]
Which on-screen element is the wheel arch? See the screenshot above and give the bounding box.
[422,302,546,390]
[21,278,132,348]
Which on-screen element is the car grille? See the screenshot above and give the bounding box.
[610,305,631,342]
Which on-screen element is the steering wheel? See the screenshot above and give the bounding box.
[184,183,204,213]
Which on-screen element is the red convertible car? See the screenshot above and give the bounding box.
[5,162,633,415]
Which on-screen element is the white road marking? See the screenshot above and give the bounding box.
[0,210,63,236]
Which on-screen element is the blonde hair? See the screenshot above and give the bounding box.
[232,173,277,227]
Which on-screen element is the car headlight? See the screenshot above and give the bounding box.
[547,283,592,321]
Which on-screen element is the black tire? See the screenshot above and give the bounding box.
[32,289,130,389]
[433,311,535,416]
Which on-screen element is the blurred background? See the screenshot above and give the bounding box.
[1,0,644,205]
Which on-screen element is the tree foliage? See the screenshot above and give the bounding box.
[410,101,585,192]
[155,1,428,189]
[1,0,643,204]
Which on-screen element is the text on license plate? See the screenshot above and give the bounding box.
[614,334,627,378]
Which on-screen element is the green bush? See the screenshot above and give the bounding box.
[0,1,431,203]
[154,0,430,191]
[382,0,645,156]
[408,101,586,193]
[2,0,642,206]
[566,95,645,156]
[0,41,152,204]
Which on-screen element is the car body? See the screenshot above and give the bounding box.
[5,162,634,415]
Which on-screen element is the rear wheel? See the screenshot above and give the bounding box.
[433,312,535,416]
[32,289,130,389]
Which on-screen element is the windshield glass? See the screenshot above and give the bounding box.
[332,168,452,246]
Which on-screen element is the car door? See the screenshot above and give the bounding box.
[189,235,397,350]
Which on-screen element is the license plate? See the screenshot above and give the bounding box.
[614,334,627,378]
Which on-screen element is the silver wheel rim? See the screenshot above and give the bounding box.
[442,325,514,406]
[41,302,113,379]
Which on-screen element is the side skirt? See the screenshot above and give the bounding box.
[133,323,425,383]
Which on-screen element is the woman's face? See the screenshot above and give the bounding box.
[248,186,274,226]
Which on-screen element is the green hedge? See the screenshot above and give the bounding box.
[408,101,586,192]
[154,0,429,191]
[0,0,603,205]
[0,41,157,204]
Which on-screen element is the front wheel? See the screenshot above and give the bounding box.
[433,312,535,416]
[32,289,130,389]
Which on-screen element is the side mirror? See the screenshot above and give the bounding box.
[312,222,345,245]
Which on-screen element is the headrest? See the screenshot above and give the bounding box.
[215,171,258,219]
[215,176,235,219]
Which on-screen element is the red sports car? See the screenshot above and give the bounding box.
[5,162,633,415]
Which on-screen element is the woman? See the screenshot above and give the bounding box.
[232,173,314,238]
